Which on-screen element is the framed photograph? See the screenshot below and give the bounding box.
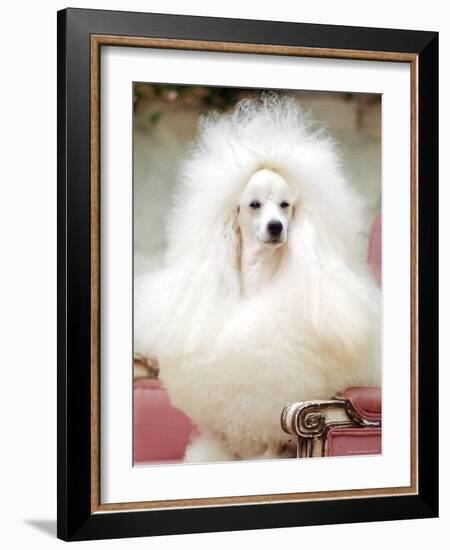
[57,8,438,541]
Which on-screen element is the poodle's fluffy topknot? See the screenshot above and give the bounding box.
[166,93,360,267]
[201,93,329,144]
[134,94,380,459]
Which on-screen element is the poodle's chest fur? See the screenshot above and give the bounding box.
[240,241,285,298]
[158,280,379,460]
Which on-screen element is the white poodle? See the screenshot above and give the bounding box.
[134,94,381,463]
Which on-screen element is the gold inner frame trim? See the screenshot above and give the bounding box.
[90,34,419,514]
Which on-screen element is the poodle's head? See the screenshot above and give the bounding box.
[165,94,368,299]
[237,168,295,249]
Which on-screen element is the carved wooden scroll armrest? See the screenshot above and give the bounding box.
[280,396,382,458]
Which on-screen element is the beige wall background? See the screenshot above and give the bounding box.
[133,87,381,276]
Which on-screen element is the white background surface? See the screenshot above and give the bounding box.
[0,0,447,548]
[102,47,411,503]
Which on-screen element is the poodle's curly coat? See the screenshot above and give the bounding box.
[135,94,381,461]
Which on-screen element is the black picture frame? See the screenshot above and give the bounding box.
[57,7,438,541]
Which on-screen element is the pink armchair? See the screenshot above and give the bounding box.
[281,387,381,458]
[134,377,198,464]
[280,214,382,458]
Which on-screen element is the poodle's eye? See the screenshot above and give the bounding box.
[280,201,290,209]
[249,201,261,209]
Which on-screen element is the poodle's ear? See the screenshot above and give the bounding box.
[290,203,300,232]
[192,205,241,302]
[223,205,242,277]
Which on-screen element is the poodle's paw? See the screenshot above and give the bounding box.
[184,434,235,464]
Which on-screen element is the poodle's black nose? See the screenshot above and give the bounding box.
[267,220,283,237]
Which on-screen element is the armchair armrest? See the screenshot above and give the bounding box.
[281,387,382,458]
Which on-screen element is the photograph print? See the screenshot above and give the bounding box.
[133,85,382,465]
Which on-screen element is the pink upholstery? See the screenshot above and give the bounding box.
[341,386,381,420]
[327,428,382,456]
[133,378,198,464]
[326,386,382,457]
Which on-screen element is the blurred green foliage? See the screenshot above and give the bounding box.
[133,83,262,126]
